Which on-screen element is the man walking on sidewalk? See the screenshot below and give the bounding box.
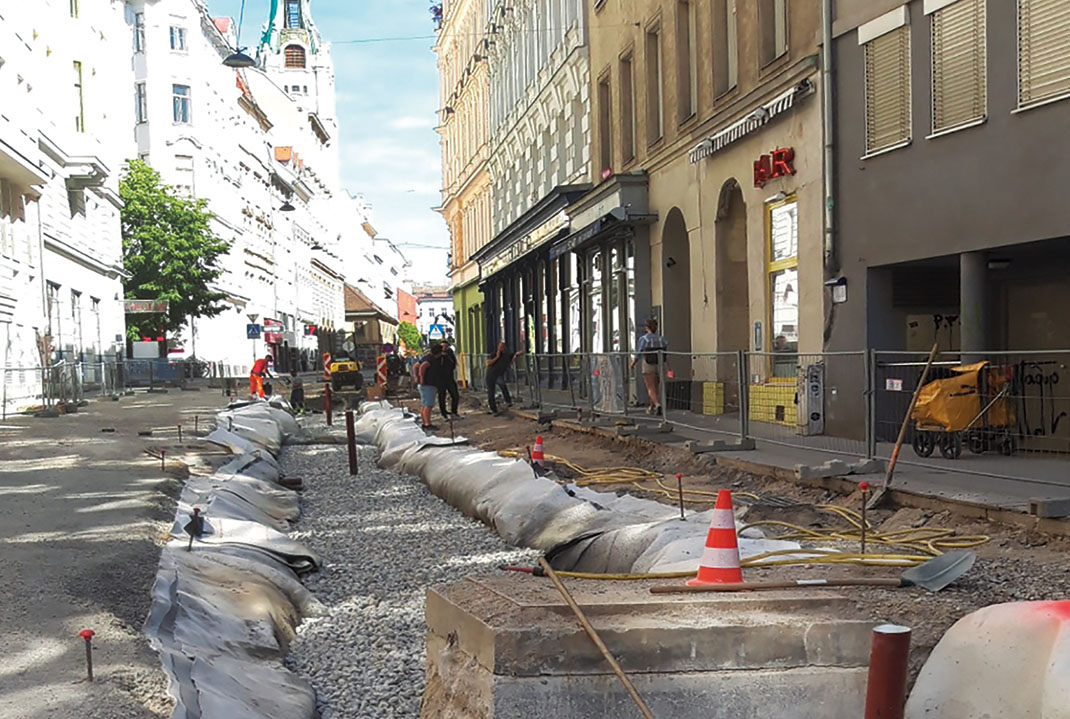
[485,341,522,416]
[438,340,460,420]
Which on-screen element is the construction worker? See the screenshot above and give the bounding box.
[250,354,273,398]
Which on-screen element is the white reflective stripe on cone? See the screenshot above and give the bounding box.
[708,508,736,531]
[699,546,741,568]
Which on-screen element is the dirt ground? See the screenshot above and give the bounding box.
[422,392,1070,684]
[0,389,233,719]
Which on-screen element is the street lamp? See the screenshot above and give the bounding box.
[222,0,256,68]
[280,198,295,212]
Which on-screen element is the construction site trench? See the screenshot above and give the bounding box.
[6,389,1070,718]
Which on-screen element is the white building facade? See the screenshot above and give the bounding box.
[338,192,411,324]
[415,289,455,341]
[127,0,346,372]
[1,0,131,413]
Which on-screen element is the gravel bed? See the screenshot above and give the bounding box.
[281,441,538,719]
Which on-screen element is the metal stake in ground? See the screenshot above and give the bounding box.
[537,558,656,719]
[177,424,182,442]
[160,449,166,472]
[868,342,939,509]
[675,473,685,521]
[859,481,870,554]
[325,384,333,426]
[345,410,358,475]
[78,629,95,682]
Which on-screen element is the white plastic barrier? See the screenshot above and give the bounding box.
[355,401,800,574]
[905,601,1070,719]
[146,400,322,719]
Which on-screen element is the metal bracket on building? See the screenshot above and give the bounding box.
[685,438,757,454]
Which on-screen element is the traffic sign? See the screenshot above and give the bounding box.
[428,324,446,341]
[247,324,262,339]
[247,313,259,323]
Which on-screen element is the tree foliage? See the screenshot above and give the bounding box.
[397,321,423,354]
[120,160,230,339]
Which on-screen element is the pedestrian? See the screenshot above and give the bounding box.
[417,344,444,431]
[249,354,273,399]
[630,319,669,415]
[438,340,460,420]
[485,341,522,416]
[289,368,305,413]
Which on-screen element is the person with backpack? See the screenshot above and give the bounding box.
[416,343,444,431]
[630,319,668,415]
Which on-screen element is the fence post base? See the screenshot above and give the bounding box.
[686,438,756,454]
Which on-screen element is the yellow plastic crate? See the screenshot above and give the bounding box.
[702,382,725,416]
[749,380,796,427]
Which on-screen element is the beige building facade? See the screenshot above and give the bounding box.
[588,0,827,372]
[435,0,493,365]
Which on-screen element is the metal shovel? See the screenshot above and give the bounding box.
[650,550,976,595]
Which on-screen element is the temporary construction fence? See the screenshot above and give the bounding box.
[463,348,1070,484]
[1,359,254,418]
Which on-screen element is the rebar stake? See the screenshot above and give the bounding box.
[676,473,686,520]
[78,629,95,682]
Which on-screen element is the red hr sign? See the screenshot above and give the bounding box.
[754,148,796,188]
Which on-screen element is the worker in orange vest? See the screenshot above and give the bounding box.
[249,354,273,398]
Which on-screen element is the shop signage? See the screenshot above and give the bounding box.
[481,211,570,277]
[124,299,169,314]
[753,148,796,188]
[263,318,283,344]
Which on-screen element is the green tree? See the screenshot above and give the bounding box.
[120,160,230,340]
[397,321,423,354]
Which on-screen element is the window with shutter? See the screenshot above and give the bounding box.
[931,0,986,134]
[1018,0,1070,108]
[864,26,912,155]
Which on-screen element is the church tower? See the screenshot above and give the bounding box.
[257,0,338,132]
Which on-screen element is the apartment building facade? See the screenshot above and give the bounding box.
[0,0,131,412]
[435,0,493,366]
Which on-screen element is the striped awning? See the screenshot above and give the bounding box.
[689,79,816,164]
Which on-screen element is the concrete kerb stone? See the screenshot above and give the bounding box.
[794,458,885,481]
[686,438,758,454]
[1028,496,1070,519]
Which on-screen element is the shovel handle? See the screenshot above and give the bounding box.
[650,577,905,594]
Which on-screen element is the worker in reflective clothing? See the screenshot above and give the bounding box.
[249,354,273,398]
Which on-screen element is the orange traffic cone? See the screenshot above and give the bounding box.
[687,490,743,586]
[532,436,545,468]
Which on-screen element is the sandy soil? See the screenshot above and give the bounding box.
[0,389,232,719]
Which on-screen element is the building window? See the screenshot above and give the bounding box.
[175,155,194,197]
[620,53,635,163]
[758,0,789,66]
[285,45,306,69]
[863,25,911,155]
[930,0,986,134]
[1017,0,1070,109]
[645,24,663,144]
[135,82,148,124]
[713,0,738,95]
[767,198,798,354]
[676,1,697,121]
[285,0,303,29]
[134,13,145,52]
[597,72,612,177]
[73,61,85,133]
[172,84,191,124]
[169,26,186,52]
[70,0,79,18]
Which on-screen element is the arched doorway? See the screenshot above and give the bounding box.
[661,208,691,352]
[716,179,749,351]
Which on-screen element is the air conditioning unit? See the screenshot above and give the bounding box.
[796,362,825,436]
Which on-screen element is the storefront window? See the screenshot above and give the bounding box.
[587,248,604,353]
[552,259,563,354]
[609,245,622,352]
[626,240,636,352]
[537,261,548,354]
[767,199,799,365]
[567,253,582,353]
[524,270,536,355]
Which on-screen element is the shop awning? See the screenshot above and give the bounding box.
[689,79,816,164]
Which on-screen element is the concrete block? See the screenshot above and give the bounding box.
[795,457,884,480]
[1029,497,1070,519]
[686,438,757,454]
[424,576,872,719]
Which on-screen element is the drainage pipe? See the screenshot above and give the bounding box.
[822,0,838,273]
[864,624,911,719]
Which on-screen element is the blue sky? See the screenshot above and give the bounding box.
[211,0,448,284]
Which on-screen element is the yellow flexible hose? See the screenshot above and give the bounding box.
[500,449,990,578]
